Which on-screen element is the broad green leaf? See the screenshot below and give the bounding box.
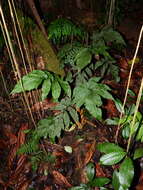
[136,125,143,141]
[54,117,64,137]
[97,143,124,154]
[106,118,119,125]
[128,89,135,97]
[91,177,110,187]
[133,148,143,160]
[102,27,126,45]
[122,125,130,139]
[136,111,142,121]
[119,157,134,189]
[51,80,61,100]
[70,184,90,190]
[95,87,114,100]
[100,188,108,190]
[100,152,126,165]
[112,170,121,190]
[68,106,79,123]
[85,103,102,120]
[86,162,95,182]
[63,111,70,129]
[110,64,120,82]
[85,93,102,107]
[88,77,101,83]
[115,99,124,113]
[73,86,90,107]
[28,70,47,78]
[11,73,44,94]
[75,48,92,70]
[41,79,51,100]
[58,77,71,97]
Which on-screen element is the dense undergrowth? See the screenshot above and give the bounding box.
[9,16,143,190]
[0,1,143,189]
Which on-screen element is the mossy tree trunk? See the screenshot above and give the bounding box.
[25,0,64,76]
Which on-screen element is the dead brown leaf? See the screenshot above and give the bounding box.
[52,170,72,188]
[84,141,96,166]
[95,163,106,177]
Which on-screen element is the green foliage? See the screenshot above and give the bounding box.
[91,26,126,47]
[48,18,86,44]
[90,26,126,81]
[58,26,125,82]
[11,70,71,101]
[94,57,120,82]
[69,162,110,190]
[17,11,36,34]
[133,148,143,160]
[58,42,87,69]
[73,77,114,120]
[106,99,143,142]
[97,143,134,190]
[112,157,134,190]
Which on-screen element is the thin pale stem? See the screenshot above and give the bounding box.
[115,25,143,143]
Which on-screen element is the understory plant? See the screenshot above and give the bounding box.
[57,26,126,82]
[70,162,110,190]
[12,67,115,170]
[11,17,143,190]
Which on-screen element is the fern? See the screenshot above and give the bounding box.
[58,42,83,67]
[48,18,86,44]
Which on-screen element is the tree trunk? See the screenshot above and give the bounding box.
[25,0,64,76]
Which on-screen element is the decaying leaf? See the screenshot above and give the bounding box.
[52,170,72,188]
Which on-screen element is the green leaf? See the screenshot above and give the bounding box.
[41,79,51,100]
[51,80,61,100]
[122,125,130,139]
[69,184,90,190]
[73,86,90,107]
[11,70,46,94]
[106,118,119,125]
[97,143,124,154]
[68,106,79,123]
[133,148,143,159]
[57,77,71,97]
[85,103,102,120]
[75,48,92,70]
[100,152,126,165]
[86,162,95,182]
[136,125,143,141]
[85,93,102,107]
[63,111,70,129]
[102,27,126,46]
[100,188,108,190]
[112,170,121,190]
[91,177,110,187]
[95,86,114,100]
[115,99,124,113]
[119,157,134,189]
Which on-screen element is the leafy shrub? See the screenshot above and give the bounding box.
[73,77,114,120]
[70,162,110,190]
[48,18,86,44]
[58,26,125,82]
[106,99,143,142]
[11,70,71,101]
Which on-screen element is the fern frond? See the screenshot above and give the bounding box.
[48,18,86,43]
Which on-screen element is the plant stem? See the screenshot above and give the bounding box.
[127,78,143,153]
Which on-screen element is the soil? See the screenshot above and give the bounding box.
[0,1,143,190]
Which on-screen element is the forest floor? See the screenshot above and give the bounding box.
[0,2,143,190]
